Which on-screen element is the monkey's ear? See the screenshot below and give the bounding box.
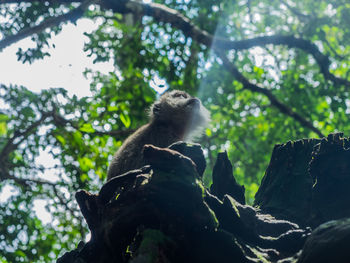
[152,103,161,117]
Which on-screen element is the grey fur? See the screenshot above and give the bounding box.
[107,90,210,180]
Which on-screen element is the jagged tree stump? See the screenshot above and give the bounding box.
[58,134,350,263]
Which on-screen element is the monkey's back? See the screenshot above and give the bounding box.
[107,122,181,180]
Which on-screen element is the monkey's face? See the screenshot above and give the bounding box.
[151,90,210,137]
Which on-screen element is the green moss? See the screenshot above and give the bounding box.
[195,178,206,197]
[226,196,241,218]
[247,246,270,263]
[206,206,219,227]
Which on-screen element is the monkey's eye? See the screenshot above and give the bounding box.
[173,92,188,98]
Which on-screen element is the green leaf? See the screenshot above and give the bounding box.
[0,114,8,136]
[120,113,131,128]
[0,114,9,122]
[56,135,66,145]
[80,123,95,133]
[0,122,7,136]
[79,157,94,171]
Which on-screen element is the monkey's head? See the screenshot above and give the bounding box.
[150,90,210,139]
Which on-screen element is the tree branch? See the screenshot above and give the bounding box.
[0,161,56,188]
[1,171,80,218]
[0,0,96,51]
[0,105,133,168]
[107,0,349,87]
[215,49,325,138]
[3,173,57,186]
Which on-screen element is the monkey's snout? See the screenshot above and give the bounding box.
[187,98,200,108]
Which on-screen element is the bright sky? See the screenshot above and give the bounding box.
[0,18,113,98]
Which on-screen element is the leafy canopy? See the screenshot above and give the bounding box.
[0,0,350,262]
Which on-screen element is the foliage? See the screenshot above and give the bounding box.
[0,0,350,262]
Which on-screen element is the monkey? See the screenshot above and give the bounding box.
[107,90,210,180]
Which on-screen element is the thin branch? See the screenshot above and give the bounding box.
[0,112,51,161]
[280,0,310,21]
[215,49,324,138]
[2,172,56,186]
[0,0,96,51]
[1,171,80,218]
[52,184,79,216]
[319,29,347,61]
[51,110,135,138]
